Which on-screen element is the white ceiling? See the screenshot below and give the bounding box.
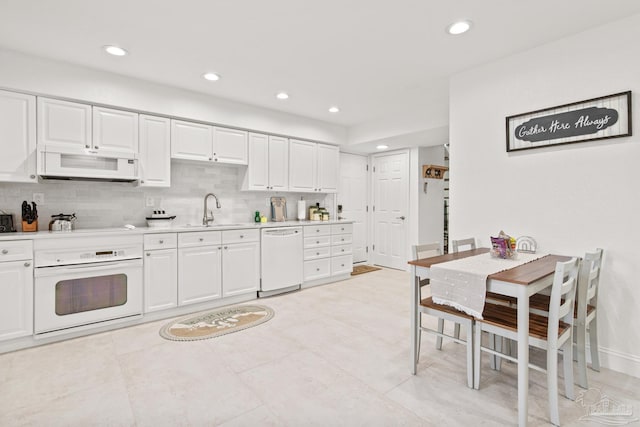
[1,0,640,136]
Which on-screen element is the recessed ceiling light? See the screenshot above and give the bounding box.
[203,72,221,81]
[447,20,472,35]
[276,92,289,100]
[376,145,389,150]
[103,45,128,56]
[328,106,340,113]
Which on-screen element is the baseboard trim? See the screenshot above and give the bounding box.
[591,345,640,379]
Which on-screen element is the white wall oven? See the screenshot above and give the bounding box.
[34,234,143,335]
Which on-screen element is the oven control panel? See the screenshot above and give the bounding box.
[80,250,126,261]
[34,238,143,267]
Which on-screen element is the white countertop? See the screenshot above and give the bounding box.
[0,219,354,241]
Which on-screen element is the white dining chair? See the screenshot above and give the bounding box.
[474,257,579,426]
[412,243,451,353]
[418,296,475,388]
[529,249,604,389]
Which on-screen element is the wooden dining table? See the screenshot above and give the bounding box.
[408,248,571,427]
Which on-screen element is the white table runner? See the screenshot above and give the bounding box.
[430,252,547,319]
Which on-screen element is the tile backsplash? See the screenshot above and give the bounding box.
[0,161,334,230]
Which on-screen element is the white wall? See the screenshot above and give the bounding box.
[409,146,445,253]
[449,14,640,377]
[0,48,346,144]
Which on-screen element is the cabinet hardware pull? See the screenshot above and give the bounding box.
[85,145,90,148]
[240,235,244,238]
[316,241,320,244]
[30,175,36,179]
[199,238,204,242]
[146,253,150,256]
[1,249,8,255]
[94,146,99,149]
[316,252,320,255]
[209,157,213,161]
[24,262,31,267]
[341,264,344,267]
[141,180,144,183]
[215,158,218,162]
[224,246,228,249]
[159,240,164,244]
[316,268,320,271]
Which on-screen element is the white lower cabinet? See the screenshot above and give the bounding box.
[143,233,178,313]
[0,240,33,341]
[178,231,223,306]
[303,223,353,283]
[222,229,259,297]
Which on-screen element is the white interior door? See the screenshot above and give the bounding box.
[372,151,409,270]
[338,153,368,263]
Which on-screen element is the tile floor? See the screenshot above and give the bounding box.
[1,268,639,426]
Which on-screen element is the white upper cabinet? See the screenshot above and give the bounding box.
[213,127,248,165]
[316,144,339,193]
[268,136,289,190]
[37,97,92,151]
[289,139,338,193]
[245,133,269,190]
[244,133,288,191]
[171,120,247,165]
[92,107,138,154]
[289,139,317,192]
[0,90,37,183]
[139,115,171,187]
[170,119,213,161]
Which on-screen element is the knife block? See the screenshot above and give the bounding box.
[22,220,38,232]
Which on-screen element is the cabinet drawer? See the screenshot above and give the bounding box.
[304,247,331,261]
[304,258,331,281]
[304,224,331,236]
[304,235,331,249]
[331,234,352,245]
[144,233,177,250]
[331,254,353,276]
[222,229,259,244]
[331,223,353,235]
[178,231,222,248]
[331,244,352,257]
[0,240,33,262]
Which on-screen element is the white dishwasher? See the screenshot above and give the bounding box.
[260,227,303,297]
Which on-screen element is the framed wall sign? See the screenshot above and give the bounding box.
[506,91,632,152]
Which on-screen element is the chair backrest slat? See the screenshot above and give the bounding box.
[577,249,603,322]
[413,242,441,259]
[451,238,476,253]
[548,257,580,340]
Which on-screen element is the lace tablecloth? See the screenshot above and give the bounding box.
[430,252,547,319]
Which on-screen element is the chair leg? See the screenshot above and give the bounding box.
[575,322,588,389]
[547,340,560,427]
[454,322,461,340]
[466,321,473,388]
[473,322,482,389]
[416,317,422,363]
[563,338,575,400]
[489,333,496,370]
[494,336,503,371]
[589,317,601,372]
[435,318,444,350]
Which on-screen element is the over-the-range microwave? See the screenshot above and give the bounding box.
[37,145,139,182]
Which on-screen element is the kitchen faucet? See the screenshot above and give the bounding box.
[203,193,221,226]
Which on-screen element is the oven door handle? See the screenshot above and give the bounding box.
[34,258,142,277]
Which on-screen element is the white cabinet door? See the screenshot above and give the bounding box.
[246,132,269,190]
[222,242,259,297]
[268,136,289,191]
[178,245,222,305]
[139,115,171,187]
[171,119,213,161]
[92,107,138,153]
[214,127,248,165]
[0,260,33,341]
[289,139,317,192]
[37,97,92,151]
[144,248,177,313]
[317,144,339,193]
[0,90,37,183]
